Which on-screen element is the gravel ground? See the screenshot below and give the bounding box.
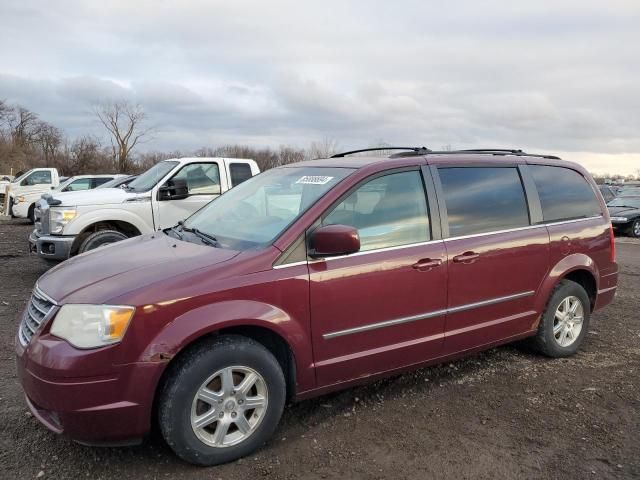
[1,218,639,479]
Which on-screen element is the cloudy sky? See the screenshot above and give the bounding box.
[1,0,639,174]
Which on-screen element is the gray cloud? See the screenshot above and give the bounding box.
[1,0,639,174]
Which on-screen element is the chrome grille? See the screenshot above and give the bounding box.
[19,287,56,347]
[34,202,50,235]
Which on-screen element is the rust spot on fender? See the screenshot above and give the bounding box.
[145,343,174,363]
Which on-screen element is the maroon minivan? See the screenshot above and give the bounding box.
[16,148,618,465]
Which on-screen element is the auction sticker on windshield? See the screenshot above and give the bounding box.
[296,175,334,185]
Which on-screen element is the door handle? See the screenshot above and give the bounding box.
[452,251,480,263]
[412,258,442,271]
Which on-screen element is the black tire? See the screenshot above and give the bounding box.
[529,280,591,358]
[9,197,16,218]
[158,335,286,466]
[78,230,128,253]
[628,219,640,238]
[27,204,35,224]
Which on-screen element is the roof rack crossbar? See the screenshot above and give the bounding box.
[331,146,431,158]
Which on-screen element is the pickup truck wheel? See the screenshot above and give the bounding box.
[78,230,128,253]
[158,335,286,466]
[529,280,591,358]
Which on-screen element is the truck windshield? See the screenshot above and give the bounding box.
[12,169,33,184]
[184,166,353,250]
[126,161,178,193]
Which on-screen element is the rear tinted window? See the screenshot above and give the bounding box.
[230,163,253,187]
[530,166,601,222]
[438,167,530,237]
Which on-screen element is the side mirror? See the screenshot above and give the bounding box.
[158,178,189,201]
[309,224,360,258]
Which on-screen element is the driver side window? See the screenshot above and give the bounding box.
[171,163,221,195]
[23,171,52,186]
[323,170,430,251]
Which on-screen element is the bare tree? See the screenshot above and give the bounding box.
[34,121,63,167]
[94,100,151,173]
[307,137,339,159]
[8,106,39,147]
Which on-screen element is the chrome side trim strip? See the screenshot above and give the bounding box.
[447,290,535,314]
[34,285,58,306]
[323,309,447,339]
[597,286,617,294]
[322,290,535,339]
[272,216,604,270]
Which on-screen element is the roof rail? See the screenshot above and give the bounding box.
[331,146,431,158]
[389,148,561,160]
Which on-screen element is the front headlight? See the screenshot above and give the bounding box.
[610,216,628,222]
[49,207,77,234]
[50,304,135,348]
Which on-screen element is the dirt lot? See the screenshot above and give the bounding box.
[1,218,638,479]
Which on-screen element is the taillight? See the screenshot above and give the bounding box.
[609,223,616,263]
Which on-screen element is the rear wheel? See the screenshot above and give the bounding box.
[158,335,286,466]
[628,219,640,238]
[78,230,128,253]
[530,280,591,357]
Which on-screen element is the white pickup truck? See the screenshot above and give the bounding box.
[2,168,60,221]
[29,157,259,261]
[12,174,123,222]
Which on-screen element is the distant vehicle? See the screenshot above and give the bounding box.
[17,147,617,466]
[96,175,138,189]
[5,168,60,222]
[598,185,617,203]
[12,174,123,223]
[29,157,259,261]
[608,196,640,238]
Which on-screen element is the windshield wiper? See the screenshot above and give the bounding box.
[178,221,219,247]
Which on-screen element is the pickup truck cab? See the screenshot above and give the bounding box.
[13,174,123,223]
[29,157,259,261]
[6,168,60,221]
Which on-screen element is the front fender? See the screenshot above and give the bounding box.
[534,253,598,313]
[139,299,315,392]
[64,208,154,235]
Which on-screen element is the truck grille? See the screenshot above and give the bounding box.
[18,287,56,347]
[34,202,50,235]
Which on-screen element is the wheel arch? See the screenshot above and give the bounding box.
[142,300,312,430]
[538,253,599,313]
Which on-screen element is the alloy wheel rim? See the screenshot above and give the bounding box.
[190,366,268,448]
[553,296,584,347]
[634,221,640,236]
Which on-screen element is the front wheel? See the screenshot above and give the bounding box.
[530,280,591,357]
[158,335,286,466]
[78,230,128,253]
[628,219,640,238]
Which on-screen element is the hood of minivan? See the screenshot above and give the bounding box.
[49,188,140,207]
[38,233,241,304]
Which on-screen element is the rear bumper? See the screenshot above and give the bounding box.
[16,337,163,444]
[29,231,75,261]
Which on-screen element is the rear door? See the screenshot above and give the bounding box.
[309,168,448,386]
[155,161,227,229]
[433,164,550,353]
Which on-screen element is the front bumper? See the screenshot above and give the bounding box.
[11,200,29,218]
[16,332,162,444]
[29,230,75,261]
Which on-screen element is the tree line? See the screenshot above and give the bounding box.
[0,99,342,177]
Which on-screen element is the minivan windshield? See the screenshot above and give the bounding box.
[126,161,178,193]
[183,166,353,250]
